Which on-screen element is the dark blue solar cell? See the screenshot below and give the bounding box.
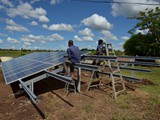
[5,63,51,84]
[3,61,44,77]
[2,51,89,84]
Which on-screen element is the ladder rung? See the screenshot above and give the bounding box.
[113,78,123,83]
[113,70,120,73]
[114,81,123,84]
[107,48,113,50]
[115,89,126,95]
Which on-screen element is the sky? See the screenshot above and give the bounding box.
[0,0,160,51]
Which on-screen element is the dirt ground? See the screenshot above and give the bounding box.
[0,70,160,120]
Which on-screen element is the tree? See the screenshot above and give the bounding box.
[128,7,160,45]
[123,33,160,56]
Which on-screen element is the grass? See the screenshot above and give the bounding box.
[83,104,94,113]
[121,66,160,95]
[0,51,33,58]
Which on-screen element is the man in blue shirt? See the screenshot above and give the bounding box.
[63,40,81,77]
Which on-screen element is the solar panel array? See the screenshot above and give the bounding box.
[2,52,87,84]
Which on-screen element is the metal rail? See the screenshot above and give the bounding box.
[82,55,117,60]
[117,60,160,67]
[74,63,99,71]
[19,80,37,104]
[99,71,142,82]
[118,56,160,60]
[46,72,74,85]
[81,62,152,72]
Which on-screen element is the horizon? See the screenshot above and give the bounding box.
[0,0,160,51]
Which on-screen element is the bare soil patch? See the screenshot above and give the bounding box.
[0,70,160,120]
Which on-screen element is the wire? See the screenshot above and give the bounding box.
[71,0,160,6]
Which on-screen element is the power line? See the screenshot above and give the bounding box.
[71,0,160,6]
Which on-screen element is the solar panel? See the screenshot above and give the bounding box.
[2,51,88,84]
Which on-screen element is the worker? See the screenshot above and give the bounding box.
[92,39,105,78]
[63,40,81,77]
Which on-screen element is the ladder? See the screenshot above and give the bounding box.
[105,43,126,99]
[106,43,116,56]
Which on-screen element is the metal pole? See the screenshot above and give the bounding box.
[31,80,34,92]
[77,67,81,92]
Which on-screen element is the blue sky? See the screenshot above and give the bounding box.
[0,0,160,51]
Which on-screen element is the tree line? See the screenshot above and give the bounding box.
[124,7,160,56]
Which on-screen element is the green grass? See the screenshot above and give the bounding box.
[122,66,160,95]
[83,104,94,113]
[0,51,33,58]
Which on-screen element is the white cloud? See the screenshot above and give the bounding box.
[79,28,94,37]
[82,36,94,41]
[5,19,29,32]
[30,21,38,26]
[112,44,124,51]
[7,37,20,44]
[119,42,124,46]
[40,41,46,44]
[74,35,93,42]
[135,29,149,34]
[1,0,14,7]
[74,35,82,41]
[6,25,20,32]
[21,33,64,45]
[6,19,16,25]
[121,36,129,40]
[76,28,94,41]
[45,23,74,31]
[24,42,31,46]
[6,3,49,23]
[47,34,64,41]
[81,14,113,30]
[102,30,118,41]
[39,15,49,22]
[0,39,3,43]
[111,0,160,17]
[21,34,45,43]
[50,0,62,5]
[42,24,48,28]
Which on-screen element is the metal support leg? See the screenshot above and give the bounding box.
[87,71,95,91]
[31,80,34,92]
[132,63,134,78]
[77,67,81,92]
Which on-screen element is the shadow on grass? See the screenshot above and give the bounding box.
[51,90,74,107]
[31,100,45,119]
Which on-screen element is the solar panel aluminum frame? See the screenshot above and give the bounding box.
[2,63,50,85]
[1,52,67,84]
[2,51,89,85]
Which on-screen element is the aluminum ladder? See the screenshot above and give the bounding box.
[105,43,126,99]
